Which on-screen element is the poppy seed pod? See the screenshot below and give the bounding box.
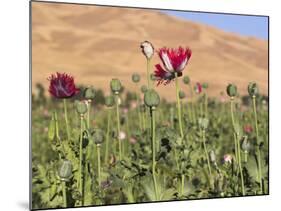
[58,160,73,181]
[105,95,114,107]
[144,89,160,108]
[248,82,259,97]
[75,100,88,115]
[84,86,96,100]
[132,73,140,83]
[202,83,209,89]
[179,90,185,99]
[141,85,148,93]
[110,79,122,94]
[226,84,237,97]
[198,117,209,130]
[92,128,105,145]
[183,76,190,85]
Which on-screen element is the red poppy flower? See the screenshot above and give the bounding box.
[154,47,192,85]
[48,72,80,98]
[243,124,253,134]
[195,82,202,94]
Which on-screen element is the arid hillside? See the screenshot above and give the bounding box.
[32,2,268,100]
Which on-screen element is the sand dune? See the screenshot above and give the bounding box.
[31,2,268,100]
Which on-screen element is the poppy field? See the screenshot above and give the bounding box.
[31,41,269,209]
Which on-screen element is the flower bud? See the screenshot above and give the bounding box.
[202,82,209,89]
[241,136,250,152]
[141,85,148,93]
[198,117,209,130]
[92,128,105,145]
[140,40,154,59]
[179,90,185,99]
[132,73,140,83]
[58,160,73,181]
[105,95,114,107]
[75,100,88,115]
[248,82,259,97]
[226,84,237,97]
[183,76,190,85]
[209,150,216,163]
[144,89,160,108]
[84,86,96,100]
[110,79,122,94]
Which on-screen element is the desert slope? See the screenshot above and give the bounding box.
[31,2,268,100]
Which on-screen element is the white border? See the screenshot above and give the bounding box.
[0,0,280,211]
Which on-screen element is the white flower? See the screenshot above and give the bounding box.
[140,41,154,59]
[119,131,126,140]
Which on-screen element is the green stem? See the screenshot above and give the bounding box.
[230,98,238,162]
[202,129,212,178]
[97,144,101,187]
[79,115,84,205]
[204,92,208,118]
[62,181,67,207]
[181,174,185,198]
[115,94,122,160]
[252,96,263,193]
[189,83,196,123]
[147,58,151,88]
[175,73,184,139]
[136,85,143,131]
[104,109,111,165]
[87,100,91,129]
[63,99,70,141]
[151,107,159,200]
[235,133,245,195]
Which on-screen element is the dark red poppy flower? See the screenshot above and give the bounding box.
[243,124,253,134]
[154,47,192,85]
[195,82,202,94]
[48,72,80,98]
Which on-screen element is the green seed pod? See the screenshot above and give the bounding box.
[226,84,237,97]
[179,90,185,99]
[58,160,73,181]
[209,150,216,163]
[144,89,160,108]
[198,117,209,130]
[248,82,259,97]
[110,78,122,94]
[141,85,148,93]
[202,82,209,89]
[105,95,114,107]
[183,76,190,85]
[241,136,250,152]
[75,100,88,115]
[48,113,55,141]
[84,86,96,100]
[132,73,140,83]
[91,128,105,145]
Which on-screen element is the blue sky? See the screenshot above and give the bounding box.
[164,11,268,40]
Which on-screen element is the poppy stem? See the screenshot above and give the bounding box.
[230,97,238,163]
[147,58,151,89]
[87,99,91,129]
[79,114,84,206]
[175,73,184,139]
[252,96,263,193]
[181,174,185,198]
[104,108,111,165]
[63,99,70,141]
[189,83,196,123]
[97,144,101,187]
[150,107,159,200]
[115,94,122,160]
[62,181,67,207]
[235,133,245,195]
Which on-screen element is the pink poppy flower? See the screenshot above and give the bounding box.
[154,47,192,85]
[48,72,79,98]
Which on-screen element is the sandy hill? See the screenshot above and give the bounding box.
[31,2,268,100]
